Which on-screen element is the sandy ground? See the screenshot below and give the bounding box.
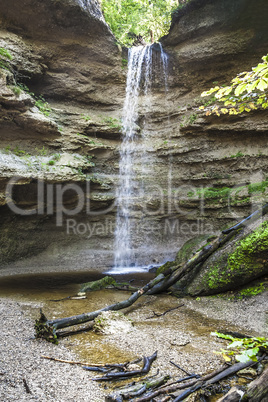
[0,289,267,401]
[0,298,106,402]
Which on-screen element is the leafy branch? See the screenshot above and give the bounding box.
[211,331,268,363]
[200,54,268,116]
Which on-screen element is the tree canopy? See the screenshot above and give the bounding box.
[200,54,268,116]
[100,0,180,46]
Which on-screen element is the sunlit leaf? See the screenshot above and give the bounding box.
[235,84,247,96]
[222,353,232,362]
[228,340,243,349]
[200,53,268,116]
[257,79,267,91]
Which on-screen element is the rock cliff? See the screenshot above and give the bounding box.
[0,0,267,274]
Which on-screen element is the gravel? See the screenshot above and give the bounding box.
[0,289,267,401]
[0,298,105,402]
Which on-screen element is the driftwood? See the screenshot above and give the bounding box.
[42,355,142,369]
[92,351,157,381]
[222,201,268,234]
[135,365,228,401]
[142,358,262,402]
[106,374,170,401]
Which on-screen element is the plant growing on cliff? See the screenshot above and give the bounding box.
[0,47,12,70]
[211,331,268,363]
[200,54,268,116]
[35,98,51,116]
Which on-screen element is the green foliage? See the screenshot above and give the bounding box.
[229,222,268,264]
[100,0,178,46]
[238,283,265,298]
[103,116,122,129]
[211,331,268,363]
[0,47,12,70]
[9,85,22,96]
[196,186,232,200]
[230,151,244,158]
[81,114,91,121]
[17,84,51,116]
[122,58,128,68]
[36,146,48,156]
[180,112,198,128]
[35,98,51,116]
[13,146,30,157]
[188,180,268,205]
[200,54,268,116]
[80,276,116,292]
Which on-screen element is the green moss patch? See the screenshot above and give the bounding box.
[205,221,268,292]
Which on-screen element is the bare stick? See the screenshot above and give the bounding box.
[146,305,184,319]
[41,355,106,366]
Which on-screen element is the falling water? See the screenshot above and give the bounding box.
[113,44,168,273]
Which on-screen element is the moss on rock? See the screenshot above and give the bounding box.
[186,218,268,296]
[80,276,116,292]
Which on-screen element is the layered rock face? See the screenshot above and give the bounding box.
[0,0,125,270]
[0,0,267,273]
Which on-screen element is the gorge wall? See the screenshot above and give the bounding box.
[0,0,267,274]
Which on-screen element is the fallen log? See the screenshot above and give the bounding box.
[35,228,237,341]
[245,366,268,402]
[147,230,236,295]
[205,359,260,385]
[35,274,166,340]
[91,351,157,381]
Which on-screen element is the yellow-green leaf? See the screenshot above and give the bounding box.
[235,83,247,96]
[222,353,232,362]
[257,79,267,91]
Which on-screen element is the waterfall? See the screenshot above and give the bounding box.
[112,44,168,273]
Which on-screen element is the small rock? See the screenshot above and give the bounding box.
[237,367,257,378]
[93,311,134,335]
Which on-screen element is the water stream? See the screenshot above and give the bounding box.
[113,44,168,273]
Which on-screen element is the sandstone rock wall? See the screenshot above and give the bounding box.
[0,0,267,273]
